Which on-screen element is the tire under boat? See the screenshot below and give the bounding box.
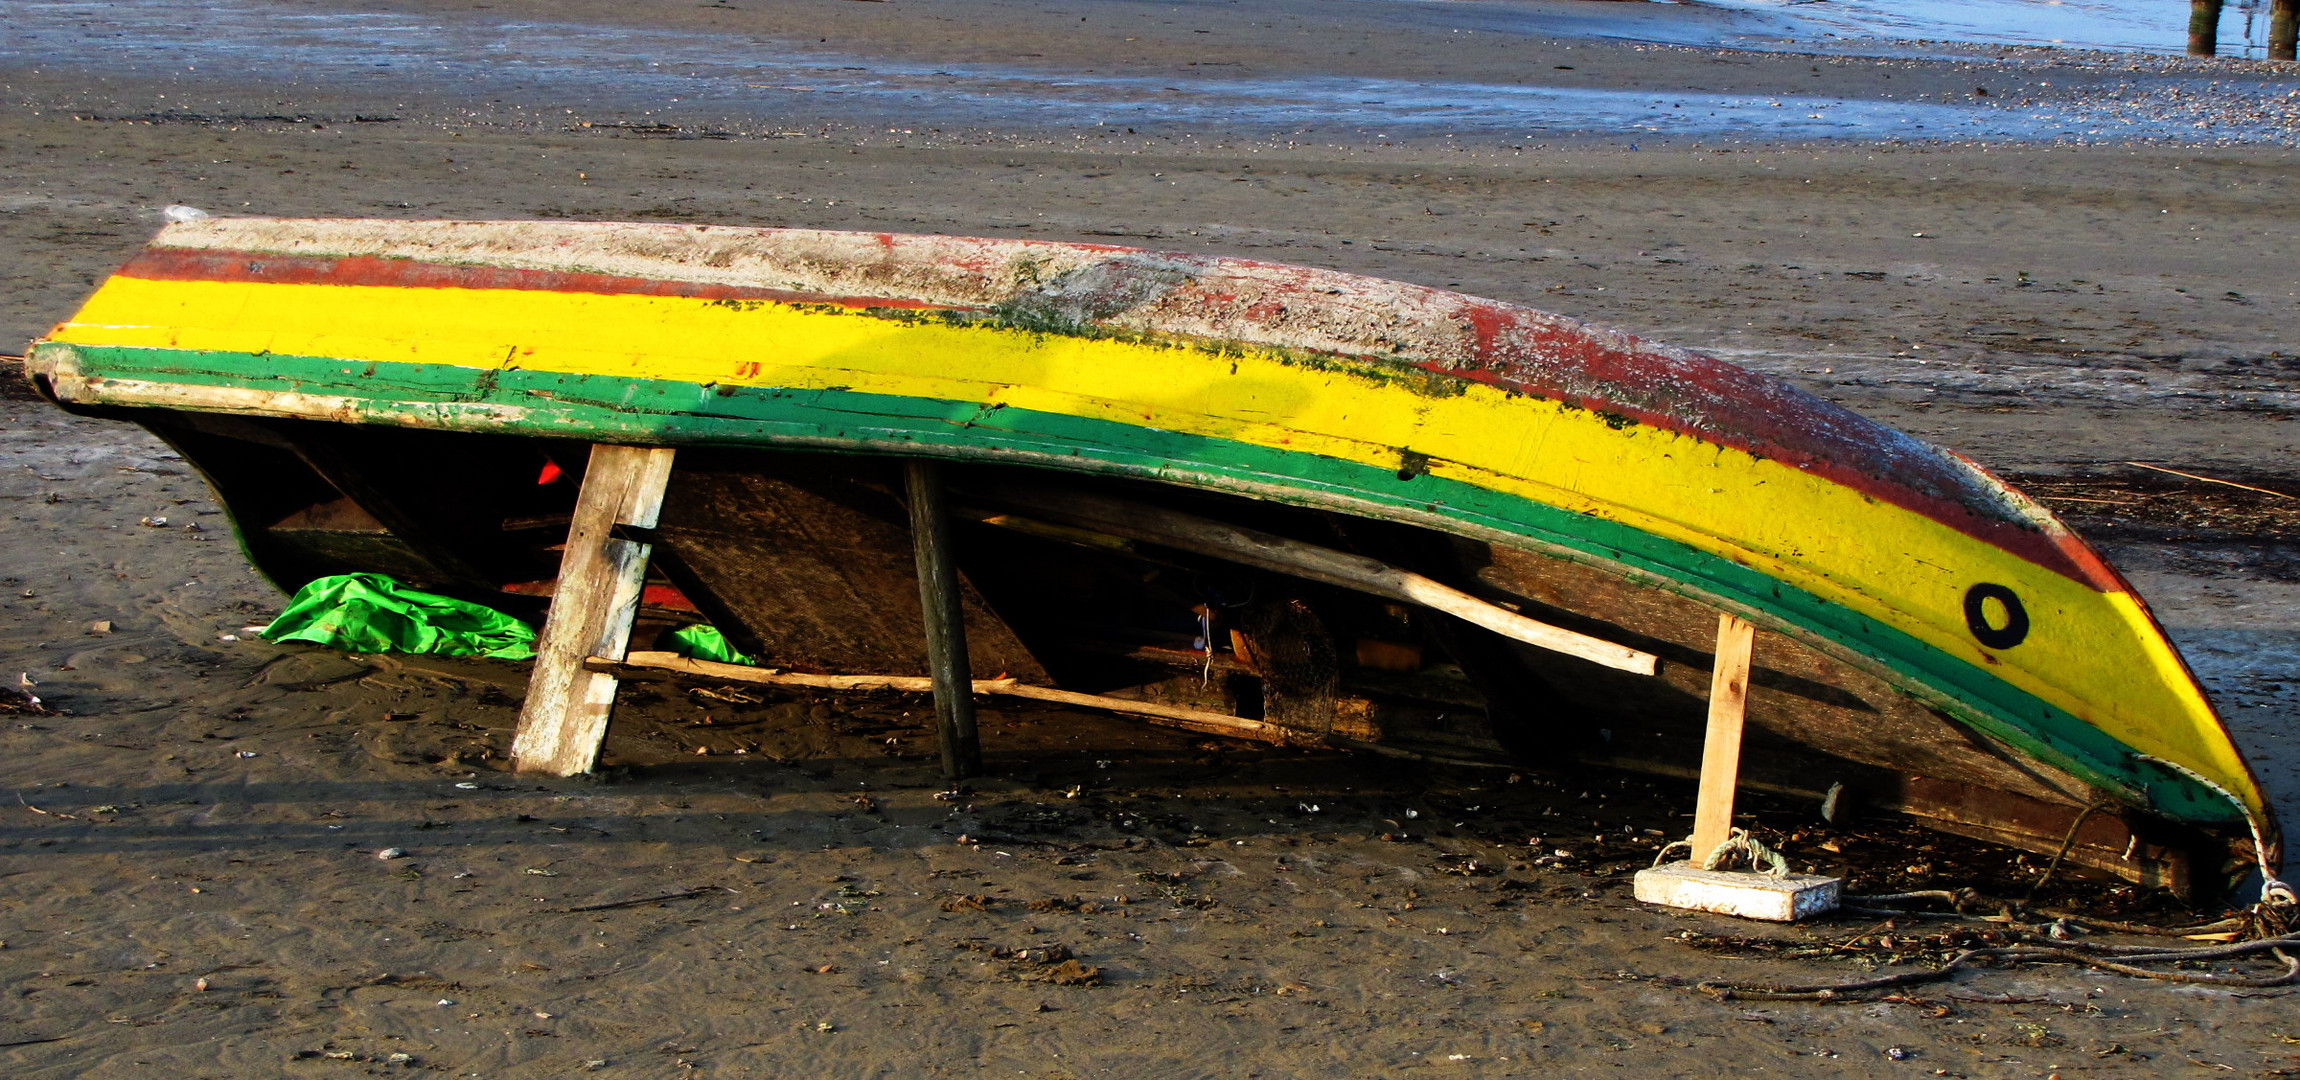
[20,217,2283,901]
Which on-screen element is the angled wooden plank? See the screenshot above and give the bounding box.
[1690,613,1758,860]
[970,483,1658,675]
[510,444,676,776]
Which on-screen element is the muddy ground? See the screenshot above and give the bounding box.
[2,1,2298,1076]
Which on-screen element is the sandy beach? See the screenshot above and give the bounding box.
[3,1,2298,1075]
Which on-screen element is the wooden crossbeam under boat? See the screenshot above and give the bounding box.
[20,216,2283,900]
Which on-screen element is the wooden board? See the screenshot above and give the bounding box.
[509,444,676,777]
[1690,613,1757,859]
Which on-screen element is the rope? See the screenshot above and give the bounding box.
[1651,828,1791,877]
[2134,754,2293,912]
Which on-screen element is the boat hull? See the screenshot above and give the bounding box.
[22,217,2278,891]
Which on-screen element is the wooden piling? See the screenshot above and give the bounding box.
[906,459,983,781]
[1688,613,1758,860]
[2189,0,2224,56]
[2272,0,2297,60]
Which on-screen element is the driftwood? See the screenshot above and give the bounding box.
[597,651,1292,744]
[960,487,1660,676]
[2122,461,2295,500]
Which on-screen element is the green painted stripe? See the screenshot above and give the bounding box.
[49,342,2238,825]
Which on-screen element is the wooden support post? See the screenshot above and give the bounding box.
[1688,613,1757,861]
[2272,0,2298,61]
[906,459,982,781]
[2189,0,2224,55]
[1638,611,1836,920]
[510,444,677,777]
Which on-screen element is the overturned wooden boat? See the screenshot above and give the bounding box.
[21,216,2283,900]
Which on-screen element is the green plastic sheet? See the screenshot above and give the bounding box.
[262,573,539,660]
[666,624,756,666]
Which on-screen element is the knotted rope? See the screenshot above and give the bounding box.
[1652,827,1791,877]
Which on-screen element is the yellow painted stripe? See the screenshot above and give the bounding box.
[48,275,2255,810]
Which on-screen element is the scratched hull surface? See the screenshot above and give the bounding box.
[21,217,2279,886]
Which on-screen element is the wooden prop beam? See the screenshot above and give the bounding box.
[964,488,1659,676]
[1638,614,1838,921]
[1689,613,1758,859]
[510,444,677,776]
[906,459,983,780]
[598,651,1291,744]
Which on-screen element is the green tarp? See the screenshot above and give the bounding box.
[262,573,539,660]
[262,573,763,668]
[666,624,755,666]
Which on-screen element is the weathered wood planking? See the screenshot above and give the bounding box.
[510,444,677,777]
[648,452,1046,683]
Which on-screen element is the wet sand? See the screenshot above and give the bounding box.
[3,1,2298,1076]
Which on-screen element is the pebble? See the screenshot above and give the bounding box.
[376,847,406,860]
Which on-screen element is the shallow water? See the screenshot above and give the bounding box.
[1702,0,2280,59]
[5,0,2291,144]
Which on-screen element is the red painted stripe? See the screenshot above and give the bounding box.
[117,247,970,311]
[1403,293,2113,589]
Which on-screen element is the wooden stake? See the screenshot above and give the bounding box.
[906,459,982,780]
[509,444,676,776]
[2275,0,2298,61]
[1688,613,1757,860]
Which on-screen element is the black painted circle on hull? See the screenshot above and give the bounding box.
[1963,583,2029,649]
